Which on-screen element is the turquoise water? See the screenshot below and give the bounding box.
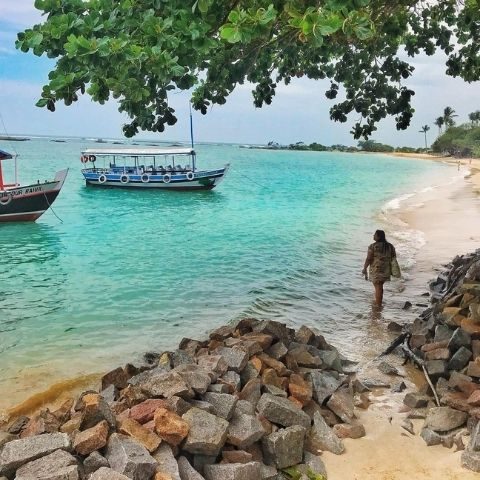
[0,137,453,406]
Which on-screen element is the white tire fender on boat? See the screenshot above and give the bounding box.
[98,174,107,184]
[141,174,150,183]
[0,191,12,206]
[163,174,171,184]
[120,174,129,184]
[186,171,194,181]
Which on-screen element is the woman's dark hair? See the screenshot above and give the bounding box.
[375,229,395,255]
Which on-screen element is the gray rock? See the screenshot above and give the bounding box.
[175,364,213,395]
[234,400,256,416]
[240,363,260,385]
[238,379,262,407]
[100,384,117,404]
[198,355,228,376]
[214,347,248,373]
[152,443,181,480]
[207,384,230,394]
[7,416,29,434]
[434,325,453,343]
[391,382,407,393]
[266,342,288,361]
[81,394,116,430]
[129,367,193,398]
[221,371,242,392]
[308,371,342,404]
[0,432,71,476]
[403,393,429,409]
[15,450,78,480]
[287,345,322,369]
[89,467,131,480]
[447,346,472,371]
[316,349,343,372]
[171,349,195,368]
[253,320,293,346]
[192,455,217,476]
[262,426,306,469]
[0,431,16,449]
[204,393,238,420]
[303,451,327,478]
[83,451,110,476]
[448,328,472,352]
[190,400,214,413]
[377,361,399,376]
[401,419,415,435]
[262,385,287,398]
[257,394,311,429]
[420,427,442,446]
[306,411,345,455]
[104,433,157,480]
[425,407,468,432]
[182,408,229,455]
[259,463,277,479]
[461,449,480,472]
[178,456,206,480]
[204,462,262,480]
[326,388,355,424]
[425,360,447,378]
[227,413,266,448]
[469,420,480,452]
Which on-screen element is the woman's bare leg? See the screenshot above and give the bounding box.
[374,282,384,306]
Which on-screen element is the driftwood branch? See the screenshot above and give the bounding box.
[401,335,440,407]
[378,332,408,357]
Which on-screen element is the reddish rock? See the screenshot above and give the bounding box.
[117,417,161,452]
[421,341,449,352]
[410,335,427,349]
[50,398,74,423]
[441,391,471,413]
[60,412,82,434]
[250,357,263,373]
[154,407,190,446]
[242,333,274,350]
[333,422,366,439]
[354,393,371,410]
[262,368,284,389]
[20,411,61,438]
[258,353,287,376]
[467,390,480,407]
[257,415,273,435]
[222,450,253,463]
[81,393,116,430]
[467,359,480,377]
[119,385,147,407]
[130,399,167,424]
[143,419,156,432]
[461,318,480,337]
[288,374,313,406]
[102,367,128,390]
[425,348,450,361]
[73,420,109,455]
[472,340,480,359]
[288,396,304,410]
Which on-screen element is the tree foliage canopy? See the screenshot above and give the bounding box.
[16,0,480,138]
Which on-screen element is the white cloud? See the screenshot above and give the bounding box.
[0,1,42,27]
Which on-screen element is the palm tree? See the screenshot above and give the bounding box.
[434,116,444,134]
[443,106,458,128]
[419,125,430,149]
[469,110,480,126]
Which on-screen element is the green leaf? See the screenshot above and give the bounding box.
[198,0,210,14]
[220,25,241,43]
[35,98,49,108]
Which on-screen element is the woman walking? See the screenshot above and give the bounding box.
[362,230,397,307]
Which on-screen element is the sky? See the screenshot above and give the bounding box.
[0,1,478,147]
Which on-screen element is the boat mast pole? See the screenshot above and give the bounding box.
[189,103,196,172]
[14,154,18,187]
[0,160,4,190]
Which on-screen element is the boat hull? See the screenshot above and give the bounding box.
[81,166,228,191]
[0,170,68,223]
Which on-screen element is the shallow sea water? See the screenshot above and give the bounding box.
[0,138,455,408]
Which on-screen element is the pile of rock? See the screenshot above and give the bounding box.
[0,319,369,480]
[403,250,480,471]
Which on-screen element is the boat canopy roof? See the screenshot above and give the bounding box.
[0,149,13,160]
[82,147,195,156]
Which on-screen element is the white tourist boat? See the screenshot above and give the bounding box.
[80,147,229,191]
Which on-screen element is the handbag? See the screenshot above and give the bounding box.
[390,256,401,278]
